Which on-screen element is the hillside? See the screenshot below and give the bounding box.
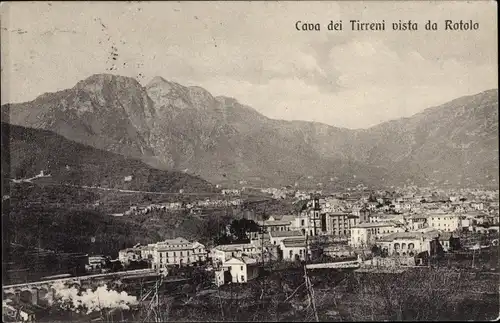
[2,74,498,188]
[353,89,499,187]
[1,122,216,193]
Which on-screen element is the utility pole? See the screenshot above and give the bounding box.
[471,248,475,269]
[261,207,265,267]
[303,263,319,322]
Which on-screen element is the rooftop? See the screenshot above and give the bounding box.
[158,237,190,245]
[269,230,304,238]
[282,237,307,248]
[353,222,396,228]
[258,220,292,226]
[378,229,454,242]
[270,215,296,221]
[213,243,255,252]
[224,256,259,265]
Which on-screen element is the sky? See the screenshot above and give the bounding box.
[1,1,497,129]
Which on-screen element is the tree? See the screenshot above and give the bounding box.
[229,219,260,241]
[371,245,381,257]
[214,232,232,246]
[294,200,309,214]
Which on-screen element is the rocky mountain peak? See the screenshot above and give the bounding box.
[145,76,217,111]
[75,73,143,91]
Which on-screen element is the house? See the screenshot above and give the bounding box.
[87,255,107,271]
[376,230,459,256]
[408,214,429,231]
[118,248,142,265]
[471,202,484,211]
[211,243,259,267]
[257,219,293,233]
[427,213,461,232]
[377,231,433,256]
[139,245,156,260]
[349,222,404,248]
[151,238,206,270]
[269,230,304,246]
[214,256,260,286]
[279,237,309,261]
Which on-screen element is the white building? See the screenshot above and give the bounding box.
[427,213,461,232]
[324,212,352,236]
[211,243,259,267]
[377,232,432,256]
[349,222,404,248]
[377,230,457,256]
[257,218,293,233]
[151,238,207,270]
[214,256,260,286]
[269,230,304,246]
[279,237,309,261]
[407,214,429,231]
[118,248,142,265]
[87,255,107,271]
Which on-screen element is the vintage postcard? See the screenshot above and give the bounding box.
[1,1,498,322]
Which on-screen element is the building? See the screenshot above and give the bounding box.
[257,218,292,233]
[87,255,107,271]
[211,243,259,267]
[324,212,352,236]
[358,208,370,223]
[118,248,142,265]
[376,230,459,256]
[269,230,304,246]
[349,222,404,248]
[309,196,322,236]
[323,245,356,259]
[377,232,433,256]
[288,214,315,236]
[279,237,309,261]
[151,238,206,270]
[214,256,260,286]
[427,213,461,232]
[408,214,428,231]
[139,245,156,260]
[369,213,404,224]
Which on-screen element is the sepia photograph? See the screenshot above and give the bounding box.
[1,1,498,321]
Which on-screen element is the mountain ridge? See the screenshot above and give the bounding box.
[2,73,498,188]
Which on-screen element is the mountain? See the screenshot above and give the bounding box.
[2,73,498,188]
[1,122,215,193]
[2,75,156,159]
[353,89,499,187]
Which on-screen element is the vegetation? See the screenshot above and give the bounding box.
[3,122,216,193]
[127,266,499,322]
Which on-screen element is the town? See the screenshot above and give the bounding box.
[4,185,499,322]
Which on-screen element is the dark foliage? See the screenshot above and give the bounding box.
[229,218,260,241]
[2,122,215,193]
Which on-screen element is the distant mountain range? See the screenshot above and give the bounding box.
[2,74,498,189]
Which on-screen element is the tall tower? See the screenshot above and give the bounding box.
[310,194,321,236]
